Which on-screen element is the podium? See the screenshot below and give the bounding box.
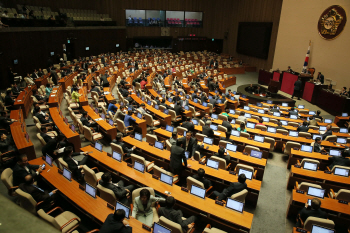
[302,82,327,104]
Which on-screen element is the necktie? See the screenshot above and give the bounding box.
[33,185,44,192]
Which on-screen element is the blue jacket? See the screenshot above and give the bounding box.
[124,114,136,127]
[107,103,118,113]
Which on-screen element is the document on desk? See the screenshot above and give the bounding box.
[214,132,221,136]
[95,118,103,121]
[51,95,56,97]
[54,148,65,154]
[170,104,175,108]
[104,92,110,95]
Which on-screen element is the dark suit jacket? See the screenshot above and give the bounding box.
[209,97,218,106]
[13,163,40,186]
[314,142,322,153]
[63,153,84,178]
[100,76,109,86]
[81,117,94,127]
[201,95,208,103]
[222,121,233,134]
[328,156,350,170]
[98,180,128,205]
[321,130,332,140]
[99,214,132,233]
[42,139,58,159]
[299,207,327,223]
[19,183,50,203]
[222,182,247,198]
[297,125,309,132]
[294,80,302,91]
[317,74,324,84]
[208,82,216,91]
[192,174,212,189]
[0,136,16,153]
[35,113,50,124]
[4,95,14,106]
[270,108,279,113]
[0,116,13,129]
[178,137,197,158]
[115,141,133,156]
[40,133,52,143]
[173,104,184,116]
[182,121,195,132]
[170,145,187,172]
[158,207,189,231]
[289,111,298,116]
[202,126,214,138]
[91,87,102,96]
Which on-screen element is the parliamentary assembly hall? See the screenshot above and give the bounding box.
[0,0,349,232]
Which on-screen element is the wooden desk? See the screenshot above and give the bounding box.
[14,85,35,119]
[78,86,89,106]
[49,107,81,152]
[288,149,332,169]
[188,100,210,114]
[317,89,350,116]
[30,158,149,232]
[58,72,77,91]
[48,86,64,108]
[81,145,254,232]
[34,74,49,88]
[10,109,36,160]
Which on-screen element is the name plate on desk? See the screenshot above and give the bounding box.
[247,137,252,140]
[79,184,85,191]
[296,228,307,233]
[296,190,305,194]
[107,203,115,210]
[199,161,205,165]
[127,163,133,168]
[338,200,348,204]
[107,153,112,157]
[293,147,300,150]
[181,187,189,192]
[282,133,288,135]
[242,152,248,155]
[215,200,224,206]
[152,174,159,180]
[142,224,152,231]
[294,164,301,168]
[229,171,236,175]
[58,169,63,175]
[321,151,328,155]
[324,170,332,174]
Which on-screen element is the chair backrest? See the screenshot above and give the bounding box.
[236,164,254,175]
[284,141,301,154]
[256,125,267,131]
[244,145,260,154]
[165,140,172,151]
[168,109,177,121]
[218,125,227,133]
[82,165,100,187]
[230,189,248,203]
[195,133,206,142]
[58,157,68,171]
[131,153,146,166]
[218,114,228,121]
[264,137,275,151]
[116,119,126,133]
[176,126,187,136]
[240,132,250,138]
[298,182,322,192]
[325,135,337,142]
[210,156,227,170]
[276,129,288,135]
[186,176,205,190]
[300,159,320,169]
[15,188,37,214]
[299,132,311,138]
[304,217,334,232]
[1,168,14,191]
[331,165,350,173]
[83,126,93,142]
[37,209,61,230]
[97,184,117,205]
[110,143,124,156]
[132,187,155,205]
[144,113,154,126]
[37,133,47,146]
[146,134,158,144]
[335,189,350,202]
[159,216,183,233]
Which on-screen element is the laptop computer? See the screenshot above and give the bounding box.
[303,161,318,171]
[339,128,349,133]
[206,158,219,170]
[342,113,348,117]
[45,154,53,166]
[267,100,273,104]
[226,198,244,213]
[134,132,143,141]
[309,111,316,115]
[243,106,250,111]
[184,105,189,111]
[190,185,206,199]
[319,126,327,134]
[153,223,171,233]
[211,113,218,120]
[155,141,164,150]
[108,119,114,126]
[311,225,335,233]
[133,161,145,173]
[301,145,313,153]
[246,122,255,129]
[290,115,298,119]
[210,124,218,131]
[298,105,305,109]
[337,138,347,144]
[203,137,213,145]
[62,167,72,181]
[112,151,122,162]
[250,150,262,159]
[238,168,253,180]
[307,186,325,199]
[217,100,222,104]
[95,142,103,152]
[312,134,322,140]
[202,102,208,107]
[334,167,350,177]
[244,113,251,118]
[154,104,159,110]
[329,149,341,156]
[192,119,198,125]
[70,124,75,132]
[324,119,332,123]
[282,103,288,107]
[194,98,198,103]
[160,172,173,185]
[289,131,299,137]
[267,127,277,134]
[85,183,97,198]
[254,135,264,143]
[231,118,236,124]
[231,130,240,137]
[164,109,169,114]
[116,201,131,219]
[273,112,281,117]
[166,125,174,132]
[280,120,288,126]
[258,109,265,114]
[226,143,237,152]
[257,103,263,107]
[262,117,269,122]
[229,109,235,114]
[137,113,142,119]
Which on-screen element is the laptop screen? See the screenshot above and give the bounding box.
[45,154,53,166]
[280,120,288,126]
[101,114,105,120]
[210,124,218,131]
[307,187,325,199]
[85,183,97,198]
[329,149,341,156]
[246,122,255,129]
[282,103,288,107]
[254,135,264,143]
[337,138,347,144]
[289,131,299,137]
[63,167,72,181]
[258,109,265,114]
[319,126,327,131]
[134,161,145,173]
[238,168,253,180]
[226,143,237,152]
[267,100,273,104]
[309,111,316,115]
[160,172,173,185]
[226,198,244,213]
[206,159,219,170]
[168,98,172,102]
[192,119,198,125]
[190,185,206,199]
[194,98,198,103]
[257,103,263,107]
[267,127,277,133]
[342,113,348,117]
[203,137,213,145]
[71,124,75,132]
[217,100,222,104]
[244,113,251,118]
[324,119,332,123]
[202,102,208,107]
[262,117,269,122]
[243,106,250,111]
[250,150,262,159]
[95,142,103,151]
[303,162,318,171]
[155,141,164,150]
[231,130,240,137]
[116,202,130,219]
[135,132,142,141]
[231,119,236,124]
[184,151,189,159]
[339,128,349,133]
[109,119,114,126]
[312,134,322,140]
[166,125,174,132]
[229,109,235,114]
[311,225,335,233]
[290,115,297,119]
[155,105,159,110]
[128,106,132,111]
[298,105,305,109]
[112,151,122,162]
[147,100,152,105]
[301,145,313,153]
[137,113,142,119]
[184,105,189,111]
[209,95,213,99]
[273,112,281,117]
[164,109,169,114]
[153,223,171,233]
[334,167,350,177]
[211,113,218,119]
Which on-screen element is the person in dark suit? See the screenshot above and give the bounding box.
[297,121,309,132]
[313,137,324,153]
[182,117,195,132]
[191,90,200,100]
[246,84,254,93]
[13,154,43,186]
[158,196,197,232]
[112,136,136,157]
[170,140,190,184]
[201,92,208,104]
[314,110,323,121]
[11,82,21,96]
[50,69,58,85]
[99,209,132,233]
[328,150,350,170]
[0,111,17,130]
[208,81,216,92]
[269,105,280,113]
[0,133,17,158]
[202,122,214,138]
[40,126,54,143]
[209,95,218,106]
[292,78,302,100]
[192,168,212,189]
[98,172,135,206]
[100,72,110,87]
[201,113,210,124]
[213,174,247,201]
[4,90,15,108]
[63,146,90,182]
[81,111,98,131]
[214,147,231,164]
[19,174,57,210]
[317,72,324,84]
[321,124,332,140]
[277,121,287,130]
[91,84,103,97]
[289,107,298,116]
[296,198,327,227]
[177,131,198,159]
[173,102,184,116]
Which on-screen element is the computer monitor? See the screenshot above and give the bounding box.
[184,105,189,111]
[301,145,313,153]
[267,127,277,134]
[137,113,142,119]
[238,168,253,180]
[267,100,273,104]
[64,117,69,124]
[231,130,240,137]
[273,112,281,117]
[62,167,72,181]
[192,119,198,125]
[95,142,103,151]
[155,141,164,150]
[203,137,213,145]
[309,111,316,115]
[134,161,145,173]
[339,128,349,133]
[298,105,305,109]
[211,113,218,119]
[229,109,235,114]
[254,135,264,143]
[307,186,325,199]
[50,52,54,56]
[246,122,255,129]
[250,150,262,159]
[231,119,236,124]
[310,225,335,233]
[282,103,288,107]
[242,95,246,98]
[166,125,174,132]
[153,223,171,233]
[217,99,222,104]
[290,115,298,119]
[312,134,322,140]
[243,106,250,111]
[85,47,90,51]
[155,104,159,110]
[194,98,198,103]
[147,100,152,105]
[168,97,173,103]
[230,97,235,101]
[202,102,208,107]
[329,149,341,156]
[280,120,288,126]
[289,131,299,137]
[210,124,218,131]
[70,124,76,132]
[244,113,251,118]
[341,113,348,117]
[303,161,318,171]
[324,119,332,123]
[116,202,130,219]
[226,143,237,152]
[226,198,244,213]
[112,151,122,162]
[206,159,219,170]
[128,106,132,111]
[190,185,206,199]
[160,172,173,185]
[101,114,106,120]
[319,126,327,131]
[164,109,169,114]
[337,138,347,144]
[257,103,263,107]
[258,109,265,114]
[184,151,189,159]
[209,96,213,100]
[134,132,142,141]
[85,183,97,198]
[334,167,350,177]
[45,154,53,166]
[109,119,114,126]
[262,117,269,122]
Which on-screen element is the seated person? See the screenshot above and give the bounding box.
[131,188,165,226]
[63,146,90,182]
[201,92,208,103]
[219,94,226,103]
[115,105,126,120]
[269,105,280,113]
[297,121,309,132]
[276,121,287,130]
[158,196,197,232]
[321,124,332,140]
[202,122,214,138]
[91,84,104,98]
[314,110,323,121]
[40,126,54,143]
[169,132,177,146]
[137,103,146,115]
[34,106,52,124]
[246,84,254,93]
[45,84,53,97]
[214,147,231,164]
[99,209,132,233]
[328,150,350,170]
[140,77,148,89]
[192,168,212,189]
[221,109,230,117]
[0,111,17,130]
[112,136,136,157]
[71,86,81,103]
[182,117,195,132]
[201,113,210,123]
[107,99,118,113]
[81,111,98,131]
[256,118,265,126]
[296,198,327,227]
[13,154,43,186]
[32,89,48,103]
[237,111,247,123]
[213,174,247,201]
[313,137,324,153]
[289,107,298,116]
[308,116,319,126]
[4,90,15,108]
[99,172,135,206]
[0,133,17,156]
[237,122,247,132]
[11,82,21,96]
[124,110,136,128]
